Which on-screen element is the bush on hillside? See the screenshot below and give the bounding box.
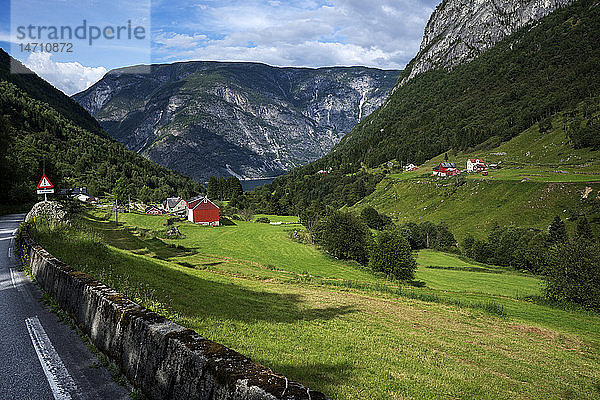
[369,229,416,280]
[360,206,392,230]
[313,211,370,264]
[544,240,600,310]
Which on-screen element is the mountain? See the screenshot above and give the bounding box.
[73,63,400,181]
[400,0,575,85]
[234,0,600,217]
[0,49,202,205]
[318,0,600,171]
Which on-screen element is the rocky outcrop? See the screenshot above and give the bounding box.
[400,0,575,85]
[19,227,328,400]
[73,63,400,181]
[25,201,69,224]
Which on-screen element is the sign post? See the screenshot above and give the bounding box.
[37,174,54,202]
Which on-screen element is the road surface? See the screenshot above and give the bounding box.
[0,214,129,400]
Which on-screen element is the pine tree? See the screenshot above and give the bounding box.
[576,216,593,240]
[549,215,568,244]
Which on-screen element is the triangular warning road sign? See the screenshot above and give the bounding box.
[37,174,54,189]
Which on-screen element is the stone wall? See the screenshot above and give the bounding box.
[20,229,328,400]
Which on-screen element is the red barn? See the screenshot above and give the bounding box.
[187,197,219,225]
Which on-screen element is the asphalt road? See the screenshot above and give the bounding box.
[0,214,129,400]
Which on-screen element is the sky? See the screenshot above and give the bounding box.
[0,0,439,95]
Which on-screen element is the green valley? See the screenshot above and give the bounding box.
[27,210,600,400]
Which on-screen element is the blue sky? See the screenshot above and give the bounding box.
[0,0,439,94]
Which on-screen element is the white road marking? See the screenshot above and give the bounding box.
[25,316,78,400]
[10,268,24,293]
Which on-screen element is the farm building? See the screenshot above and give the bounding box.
[187,197,219,225]
[162,197,187,215]
[405,163,418,171]
[145,205,163,215]
[433,163,459,177]
[467,158,487,172]
[75,194,97,203]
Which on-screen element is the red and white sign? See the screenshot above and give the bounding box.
[37,174,54,189]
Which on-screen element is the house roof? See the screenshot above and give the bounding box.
[186,195,204,209]
[190,197,219,210]
[165,197,184,208]
[469,158,484,163]
[440,162,456,168]
[145,205,160,212]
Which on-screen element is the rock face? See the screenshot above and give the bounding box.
[400,0,575,85]
[25,201,69,224]
[73,62,399,181]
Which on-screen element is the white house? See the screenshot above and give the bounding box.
[466,158,487,172]
[405,163,418,171]
[162,197,187,215]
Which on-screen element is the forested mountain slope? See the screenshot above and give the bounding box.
[318,0,600,171]
[237,0,600,217]
[0,50,202,205]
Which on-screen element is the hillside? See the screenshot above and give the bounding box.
[244,0,600,217]
[312,0,600,172]
[0,50,202,205]
[354,104,600,240]
[73,63,400,181]
[400,0,575,84]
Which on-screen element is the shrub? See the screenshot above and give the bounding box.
[255,217,270,224]
[360,206,392,230]
[313,211,370,264]
[544,240,600,310]
[369,229,416,280]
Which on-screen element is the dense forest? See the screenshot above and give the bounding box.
[0,52,203,205]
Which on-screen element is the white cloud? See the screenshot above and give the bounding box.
[152,0,438,70]
[154,32,207,49]
[23,52,107,95]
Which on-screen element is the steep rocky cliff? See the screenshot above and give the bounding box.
[400,0,575,85]
[73,62,399,181]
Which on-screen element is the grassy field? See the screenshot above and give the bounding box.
[356,113,600,240]
[28,210,600,400]
[356,178,599,240]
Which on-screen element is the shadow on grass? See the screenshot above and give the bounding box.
[167,263,359,323]
[267,361,354,390]
[83,212,194,260]
[36,220,358,325]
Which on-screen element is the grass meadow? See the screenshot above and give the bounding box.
[29,210,600,400]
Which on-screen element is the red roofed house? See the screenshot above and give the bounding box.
[145,205,163,215]
[466,158,487,172]
[432,163,459,177]
[187,196,219,226]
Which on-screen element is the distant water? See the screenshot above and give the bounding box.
[241,178,275,192]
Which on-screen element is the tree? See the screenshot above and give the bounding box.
[226,177,243,199]
[549,215,568,244]
[207,176,221,200]
[544,240,600,310]
[576,215,593,240]
[113,177,130,205]
[360,206,390,230]
[313,211,370,264]
[369,229,417,280]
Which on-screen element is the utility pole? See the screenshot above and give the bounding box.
[115,198,119,225]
